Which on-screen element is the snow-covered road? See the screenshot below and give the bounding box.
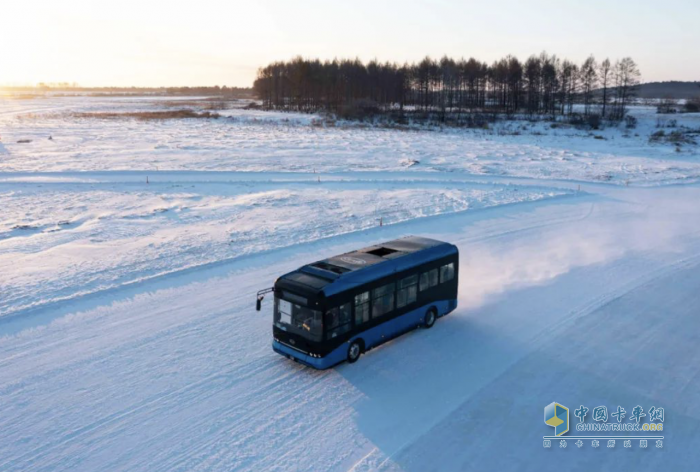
[2,178,700,471]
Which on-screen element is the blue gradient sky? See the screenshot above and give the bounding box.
[2,0,698,86]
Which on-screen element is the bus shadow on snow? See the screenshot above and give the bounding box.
[356,346,688,472]
[336,309,526,467]
[335,257,700,471]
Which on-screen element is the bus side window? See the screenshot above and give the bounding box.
[325,307,340,331]
[419,269,438,291]
[397,274,418,308]
[355,292,370,325]
[440,263,455,283]
[372,283,395,318]
[326,303,352,339]
[339,303,351,326]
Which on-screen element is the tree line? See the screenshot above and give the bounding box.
[253,54,640,122]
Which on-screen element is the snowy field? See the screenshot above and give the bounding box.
[2,96,700,184]
[0,173,567,321]
[1,96,700,471]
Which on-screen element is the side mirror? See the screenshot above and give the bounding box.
[256,287,274,312]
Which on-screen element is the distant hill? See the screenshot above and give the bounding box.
[635,81,700,99]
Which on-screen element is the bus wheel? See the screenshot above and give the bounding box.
[424,308,437,328]
[347,340,362,363]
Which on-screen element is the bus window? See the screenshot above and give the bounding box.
[275,297,323,342]
[397,274,418,308]
[278,298,292,325]
[419,269,438,291]
[326,303,352,339]
[355,291,370,325]
[296,307,323,342]
[440,263,455,283]
[372,283,395,318]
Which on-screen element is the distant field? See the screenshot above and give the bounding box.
[1,95,699,183]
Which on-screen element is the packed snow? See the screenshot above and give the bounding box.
[1,96,700,185]
[1,95,700,471]
[0,173,568,320]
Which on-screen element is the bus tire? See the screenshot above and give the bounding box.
[347,340,363,363]
[424,308,437,328]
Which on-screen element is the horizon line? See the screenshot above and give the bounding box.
[2,79,699,91]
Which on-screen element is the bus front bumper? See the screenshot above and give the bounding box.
[272,340,336,369]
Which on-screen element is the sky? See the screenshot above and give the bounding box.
[2,0,699,87]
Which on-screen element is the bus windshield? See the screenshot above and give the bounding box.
[274,296,323,342]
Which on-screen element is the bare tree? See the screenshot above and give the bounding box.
[580,56,598,116]
[598,59,612,118]
[524,55,542,115]
[611,57,641,120]
[558,60,578,115]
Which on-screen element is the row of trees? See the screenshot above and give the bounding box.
[253,53,641,121]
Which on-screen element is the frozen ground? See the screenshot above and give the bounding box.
[1,96,700,184]
[0,171,567,320]
[1,96,700,471]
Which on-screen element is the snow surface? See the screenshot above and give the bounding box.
[1,96,700,471]
[0,172,568,320]
[2,96,700,185]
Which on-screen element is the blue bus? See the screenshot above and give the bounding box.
[256,236,459,369]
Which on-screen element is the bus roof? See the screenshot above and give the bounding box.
[277,236,458,298]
